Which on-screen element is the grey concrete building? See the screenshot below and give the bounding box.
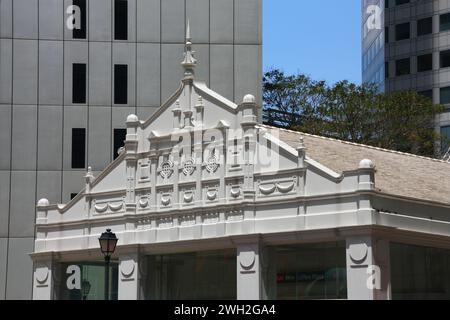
[362,0,450,154]
[0,0,262,299]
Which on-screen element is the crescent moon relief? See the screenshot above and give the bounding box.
[276,182,295,193]
[206,190,217,201]
[94,203,108,213]
[35,268,49,284]
[139,198,149,208]
[259,184,276,195]
[161,196,171,207]
[120,261,135,278]
[230,188,241,198]
[184,193,194,203]
[108,202,124,212]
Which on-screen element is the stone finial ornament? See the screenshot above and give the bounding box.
[359,159,375,169]
[37,198,50,208]
[126,114,139,124]
[243,94,256,104]
[181,20,197,78]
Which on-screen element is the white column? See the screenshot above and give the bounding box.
[236,239,263,300]
[33,259,54,300]
[118,253,141,300]
[346,236,391,300]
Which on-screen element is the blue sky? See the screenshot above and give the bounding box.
[263,0,362,84]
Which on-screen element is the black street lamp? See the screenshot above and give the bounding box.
[81,280,91,300]
[98,229,118,300]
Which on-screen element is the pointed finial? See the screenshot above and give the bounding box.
[85,166,94,186]
[182,20,197,78]
[297,136,306,151]
[186,20,191,42]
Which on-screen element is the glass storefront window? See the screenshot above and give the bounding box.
[54,262,118,300]
[144,249,236,300]
[264,242,347,300]
[391,243,450,300]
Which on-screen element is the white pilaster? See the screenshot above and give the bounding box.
[236,238,262,300]
[118,253,141,300]
[346,235,391,300]
[33,259,54,300]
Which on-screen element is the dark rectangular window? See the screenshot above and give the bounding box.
[441,13,450,32]
[441,50,450,68]
[441,87,450,104]
[113,129,127,159]
[396,22,410,41]
[385,27,389,43]
[417,53,432,72]
[385,62,389,79]
[114,0,128,40]
[391,243,450,300]
[72,63,86,104]
[417,17,433,36]
[72,0,86,39]
[395,0,409,5]
[396,58,410,76]
[71,193,78,200]
[114,64,128,104]
[385,0,389,8]
[71,128,86,169]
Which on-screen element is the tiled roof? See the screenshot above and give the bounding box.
[267,125,450,206]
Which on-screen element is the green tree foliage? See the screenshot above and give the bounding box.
[263,69,444,157]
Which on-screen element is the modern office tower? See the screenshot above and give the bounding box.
[362,0,450,154]
[0,0,262,299]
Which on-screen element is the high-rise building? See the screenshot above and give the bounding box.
[0,0,262,299]
[362,0,450,153]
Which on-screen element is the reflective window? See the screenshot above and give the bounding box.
[55,262,118,300]
[144,250,236,300]
[441,13,450,32]
[264,242,347,300]
[440,86,450,104]
[391,243,450,300]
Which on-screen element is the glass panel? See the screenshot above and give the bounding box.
[71,128,86,169]
[55,262,118,300]
[441,13,450,32]
[72,0,86,39]
[144,250,236,300]
[440,87,450,104]
[391,243,450,300]
[264,242,347,300]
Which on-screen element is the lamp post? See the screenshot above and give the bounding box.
[98,229,118,300]
[81,280,91,300]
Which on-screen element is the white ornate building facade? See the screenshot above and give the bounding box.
[31,32,450,300]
